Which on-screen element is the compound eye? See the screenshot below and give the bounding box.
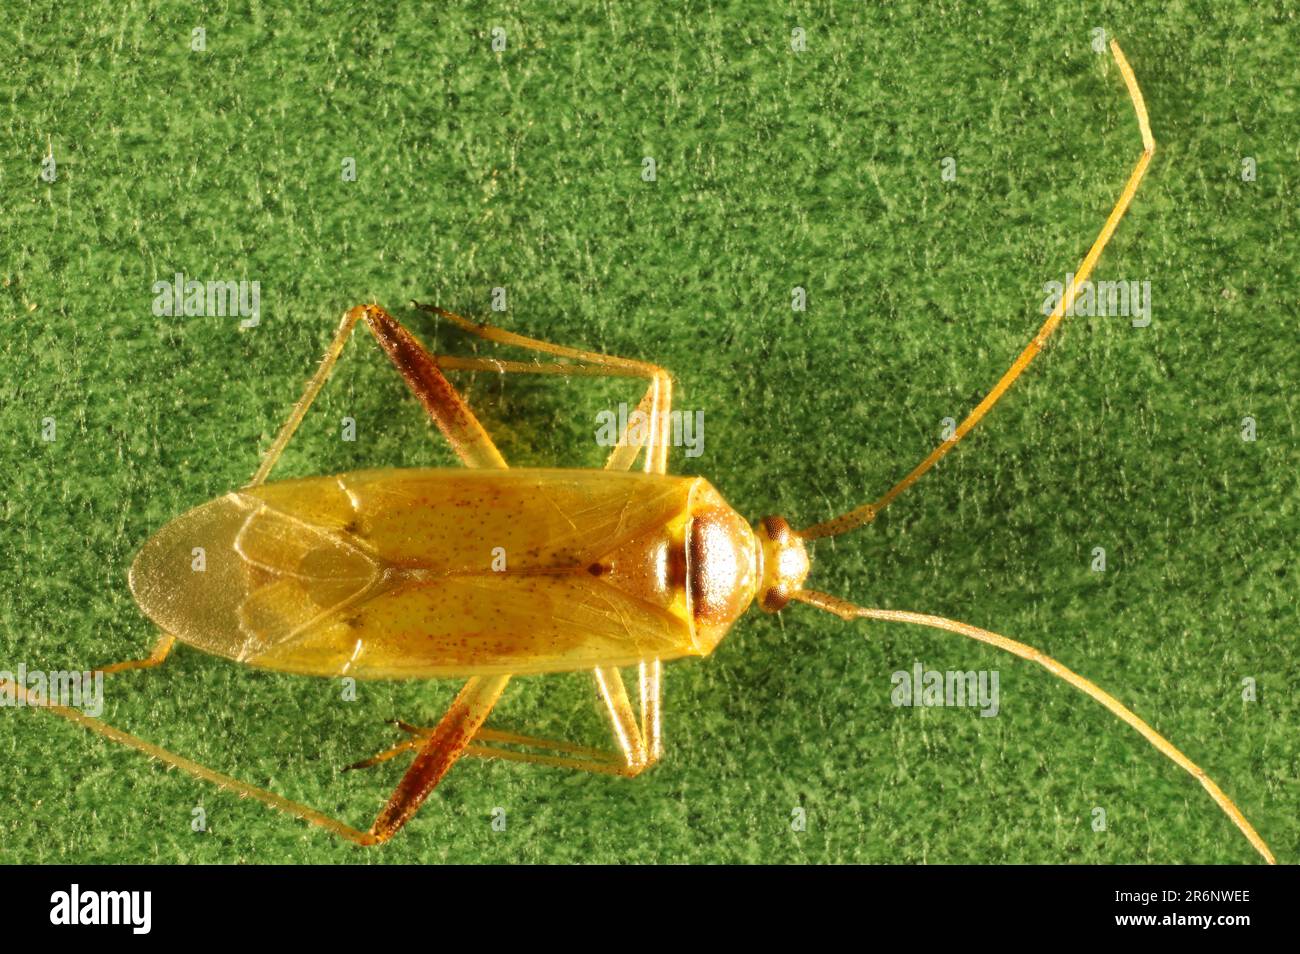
[760,586,791,613]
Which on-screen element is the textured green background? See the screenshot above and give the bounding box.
[2,2,1295,864]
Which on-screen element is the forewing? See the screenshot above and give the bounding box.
[131,469,699,676]
[251,573,691,678]
[334,468,691,570]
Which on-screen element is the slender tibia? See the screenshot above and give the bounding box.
[95,633,176,676]
[4,678,377,845]
[343,723,620,771]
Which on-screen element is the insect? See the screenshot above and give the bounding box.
[11,42,1274,862]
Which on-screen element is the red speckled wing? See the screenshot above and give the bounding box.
[129,468,706,678]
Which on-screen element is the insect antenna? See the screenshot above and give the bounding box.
[798,40,1156,542]
[789,589,1276,864]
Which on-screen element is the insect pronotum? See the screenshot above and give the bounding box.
[8,42,1275,862]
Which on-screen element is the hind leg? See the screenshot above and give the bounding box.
[367,675,511,844]
[350,662,662,780]
[94,633,176,677]
[250,304,509,483]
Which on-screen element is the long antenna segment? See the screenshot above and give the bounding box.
[800,40,1155,541]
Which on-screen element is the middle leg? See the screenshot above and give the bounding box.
[355,668,661,780]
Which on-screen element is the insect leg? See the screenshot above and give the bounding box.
[356,305,507,469]
[94,633,176,676]
[639,658,663,762]
[367,674,511,844]
[604,372,672,474]
[415,302,674,473]
[593,665,655,773]
[7,677,378,845]
[351,725,631,775]
[415,301,665,373]
[459,745,641,776]
[352,679,663,779]
[467,666,660,777]
[432,354,672,473]
[249,304,507,486]
[248,306,366,485]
